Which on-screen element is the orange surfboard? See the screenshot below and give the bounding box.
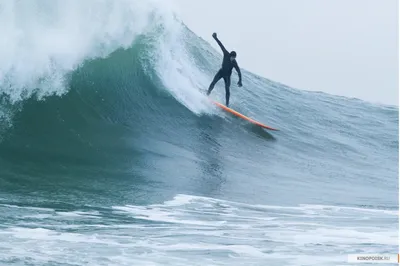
[211,100,279,131]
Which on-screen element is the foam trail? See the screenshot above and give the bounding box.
[0,0,172,103]
[151,18,214,115]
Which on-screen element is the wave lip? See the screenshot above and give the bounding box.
[0,0,177,103]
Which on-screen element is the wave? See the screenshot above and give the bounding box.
[0,0,397,209]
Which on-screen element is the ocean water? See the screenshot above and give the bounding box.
[0,1,398,265]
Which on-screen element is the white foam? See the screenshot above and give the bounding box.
[1,203,54,212]
[299,203,399,216]
[113,205,226,226]
[150,18,214,115]
[0,194,396,265]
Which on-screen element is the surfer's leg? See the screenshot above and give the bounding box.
[207,70,223,95]
[223,76,231,106]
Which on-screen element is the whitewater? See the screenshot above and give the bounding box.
[0,0,398,265]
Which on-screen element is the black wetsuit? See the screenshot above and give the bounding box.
[207,37,242,107]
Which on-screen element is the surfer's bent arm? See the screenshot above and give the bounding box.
[234,62,242,83]
[213,36,229,55]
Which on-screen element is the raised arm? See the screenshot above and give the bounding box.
[212,33,229,55]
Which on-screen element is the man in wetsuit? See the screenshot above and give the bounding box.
[206,32,242,107]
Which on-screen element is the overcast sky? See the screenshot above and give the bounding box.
[173,0,399,106]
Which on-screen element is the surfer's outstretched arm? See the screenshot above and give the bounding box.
[212,33,229,55]
[234,62,242,86]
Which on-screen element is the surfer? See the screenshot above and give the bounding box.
[207,32,242,107]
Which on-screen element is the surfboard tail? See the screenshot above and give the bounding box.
[211,100,279,131]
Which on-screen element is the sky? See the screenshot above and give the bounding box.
[173,0,399,106]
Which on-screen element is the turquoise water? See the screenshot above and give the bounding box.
[0,1,398,265]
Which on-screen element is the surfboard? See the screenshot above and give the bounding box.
[211,100,279,131]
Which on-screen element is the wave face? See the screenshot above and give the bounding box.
[0,1,398,265]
